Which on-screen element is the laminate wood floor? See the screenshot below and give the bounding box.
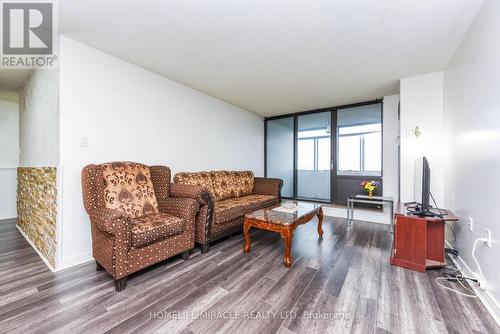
[0,217,498,334]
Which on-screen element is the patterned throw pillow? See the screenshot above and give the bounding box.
[102,162,159,218]
[232,171,254,197]
[174,171,216,198]
[174,170,254,202]
[211,171,238,201]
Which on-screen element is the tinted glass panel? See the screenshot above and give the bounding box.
[266,117,294,197]
[337,103,382,176]
[297,112,331,201]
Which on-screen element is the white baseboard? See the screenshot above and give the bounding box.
[16,225,56,272]
[446,241,500,327]
[56,252,94,272]
[0,213,16,221]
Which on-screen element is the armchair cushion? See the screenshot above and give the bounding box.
[131,213,186,248]
[214,194,276,224]
[102,162,159,218]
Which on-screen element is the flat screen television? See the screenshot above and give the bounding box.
[412,156,432,216]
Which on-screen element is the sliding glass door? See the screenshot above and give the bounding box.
[296,112,331,201]
[265,101,382,204]
[266,117,294,197]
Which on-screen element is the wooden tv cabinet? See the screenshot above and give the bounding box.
[390,203,458,272]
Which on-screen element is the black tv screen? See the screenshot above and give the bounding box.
[414,156,431,214]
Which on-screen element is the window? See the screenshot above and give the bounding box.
[337,123,381,175]
[298,139,314,170]
[338,135,360,171]
[317,138,330,170]
[297,129,330,171]
[265,103,381,204]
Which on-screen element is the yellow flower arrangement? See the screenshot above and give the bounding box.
[360,180,380,197]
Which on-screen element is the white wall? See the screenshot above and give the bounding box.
[443,0,500,315]
[399,72,445,205]
[58,36,264,268]
[19,70,59,166]
[0,94,19,219]
[382,94,399,201]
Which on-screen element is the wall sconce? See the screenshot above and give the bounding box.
[414,126,421,138]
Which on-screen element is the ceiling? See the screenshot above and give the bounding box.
[60,0,483,117]
[0,70,31,91]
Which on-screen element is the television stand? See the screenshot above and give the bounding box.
[390,202,459,272]
[405,203,447,218]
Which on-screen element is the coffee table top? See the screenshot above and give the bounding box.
[245,201,322,225]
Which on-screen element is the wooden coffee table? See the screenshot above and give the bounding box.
[243,202,323,268]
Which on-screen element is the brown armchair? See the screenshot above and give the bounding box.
[82,162,199,291]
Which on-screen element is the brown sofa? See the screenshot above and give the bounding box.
[82,162,199,291]
[173,170,283,253]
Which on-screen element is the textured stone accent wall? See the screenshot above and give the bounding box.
[17,167,57,267]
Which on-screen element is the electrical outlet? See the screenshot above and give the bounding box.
[471,271,487,290]
[467,217,473,232]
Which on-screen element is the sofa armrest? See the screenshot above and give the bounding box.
[159,197,199,231]
[253,177,283,200]
[170,183,214,246]
[89,207,131,235]
[170,183,215,206]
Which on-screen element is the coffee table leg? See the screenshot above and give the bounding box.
[317,207,324,239]
[282,229,293,268]
[243,220,251,254]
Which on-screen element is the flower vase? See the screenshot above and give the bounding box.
[368,190,373,197]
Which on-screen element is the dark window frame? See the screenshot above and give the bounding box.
[264,99,383,204]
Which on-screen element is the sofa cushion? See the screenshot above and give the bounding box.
[214,194,277,224]
[131,213,186,248]
[174,171,215,197]
[232,171,254,197]
[211,170,255,201]
[211,171,238,201]
[175,170,255,202]
[102,162,159,218]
